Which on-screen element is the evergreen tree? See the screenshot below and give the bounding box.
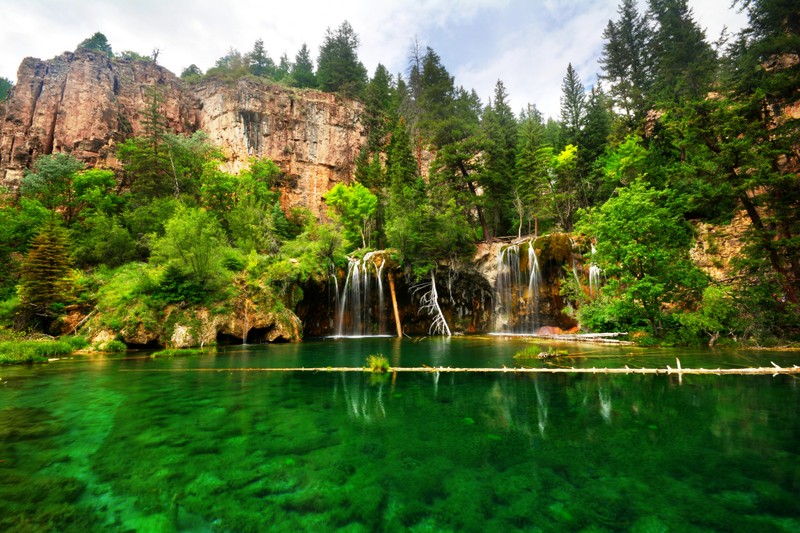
[118,86,173,199]
[600,0,653,128]
[316,21,368,97]
[247,39,276,78]
[20,153,85,225]
[276,53,292,81]
[648,0,717,102]
[560,63,586,145]
[18,220,73,321]
[0,76,11,100]
[363,64,395,150]
[577,84,613,205]
[291,43,317,88]
[76,32,113,56]
[514,104,548,236]
[481,80,518,235]
[416,47,457,146]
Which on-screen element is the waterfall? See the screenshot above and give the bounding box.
[495,239,541,333]
[375,257,385,335]
[333,253,390,337]
[589,243,601,298]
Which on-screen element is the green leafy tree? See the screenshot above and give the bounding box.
[18,221,73,322]
[206,48,248,79]
[325,182,378,249]
[150,206,229,286]
[576,180,707,336]
[316,21,368,96]
[291,43,317,88]
[20,153,86,226]
[180,64,203,82]
[76,32,113,56]
[72,214,137,268]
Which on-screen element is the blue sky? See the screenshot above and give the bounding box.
[0,0,747,119]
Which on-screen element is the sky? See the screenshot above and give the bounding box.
[0,0,748,119]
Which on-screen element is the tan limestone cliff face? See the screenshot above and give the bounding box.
[690,212,751,282]
[0,52,366,218]
[191,78,366,219]
[0,49,193,188]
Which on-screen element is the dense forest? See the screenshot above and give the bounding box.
[0,0,797,353]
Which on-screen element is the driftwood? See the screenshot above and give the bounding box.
[388,274,403,338]
[119,360,800,376]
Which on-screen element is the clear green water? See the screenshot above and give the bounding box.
[1,338,799,532]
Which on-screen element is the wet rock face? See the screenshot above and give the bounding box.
[0,52,366,217]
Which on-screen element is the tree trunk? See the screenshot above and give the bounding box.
[739,192,799,305]
[388,273,402,338]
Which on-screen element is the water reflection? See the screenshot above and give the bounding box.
[2,352,800,532]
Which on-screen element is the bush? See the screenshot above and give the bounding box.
[93,340,127,353]
[61,335,90,350]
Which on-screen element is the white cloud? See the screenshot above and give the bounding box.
[0,0,748,121]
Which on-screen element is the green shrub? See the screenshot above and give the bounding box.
[61,335,90,350]
[94,340,127,353]
[365,354,390,373]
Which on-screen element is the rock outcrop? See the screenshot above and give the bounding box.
[192,78,364,218]
[0,51,365,216]
[0,49,192,188]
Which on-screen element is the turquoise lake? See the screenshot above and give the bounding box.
[1,337,799,531]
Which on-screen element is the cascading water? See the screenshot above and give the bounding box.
[589,243,601,298]
[495,239,541,333]
[334,253,390,337]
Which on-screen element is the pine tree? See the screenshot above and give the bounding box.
[316,21,368,97]
[578,84,613,205]
[648,0,716,102]
[18,221,73,320]
[247,39,276,78]
[291,43,317,88]
[481,80,518,235]
[364,64,395,150]
[560,63,586,145]
[514,104,548,236]
[600,0,653,128]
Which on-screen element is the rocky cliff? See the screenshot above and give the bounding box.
[0,50,365,216]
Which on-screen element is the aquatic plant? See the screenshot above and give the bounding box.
[365,353,390,373]
[151,348,215,358]
[513,345,567,360]
[0,340,73,364]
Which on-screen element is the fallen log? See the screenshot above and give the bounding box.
[118,363,800,375]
